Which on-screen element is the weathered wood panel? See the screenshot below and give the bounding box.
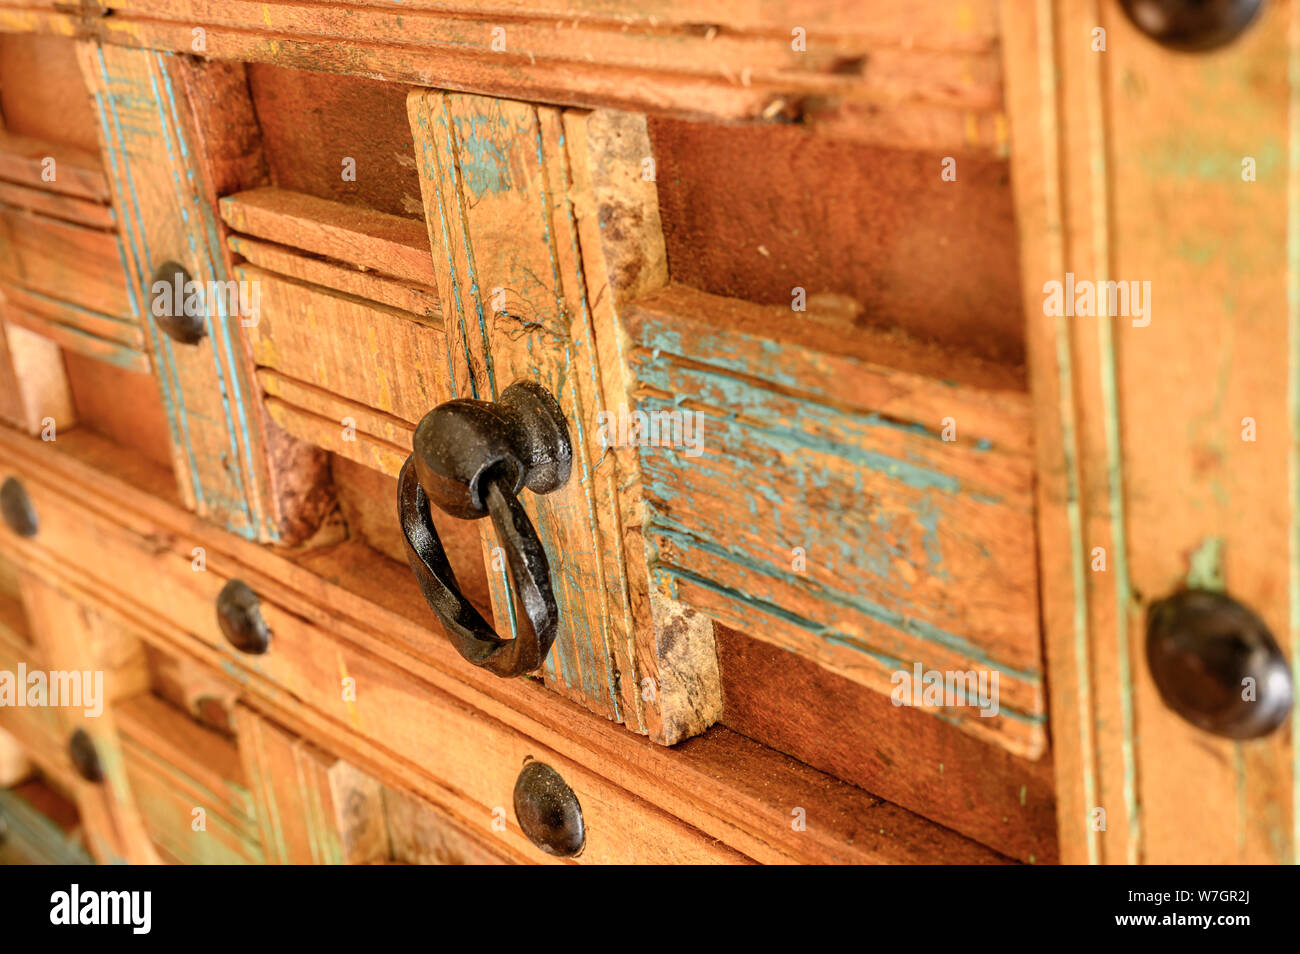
[90,0,1007,155]
[78,44,330,543]
[624,285,1044,757]
[0,208,131,315]
[234,705,388,865]
[718,624,1056,863]
[1002,0,1295,863]
[0,132,106,200]
[16,572,157,864]
[408,90,722,744]
[238,267,445,426]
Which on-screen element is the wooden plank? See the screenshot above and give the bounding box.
[647,117,1025,366]
[383,786,510,864]
[93,0,1008,155]
[0,207,132,317]
[2,285,143,350]
[115,693,258,828]
[4,300,150,373]
[120,750,264,864]
[624,284,1044,757]
[78,43,331,544]
[1001,0,1295,863]
[559,108,724,746]
[264,396,411,479]
[220,188,438,286]
[229,234,440,318]
[0,132,108,202]
[0,425,1008,864]
[409,90,723,743]
[718,624,1056,863]
[234,705,388,865]
[258,369,416,452]
[0,179,114,228]
[238,265,445,425]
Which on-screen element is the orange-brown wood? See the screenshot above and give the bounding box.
[0,424,1008,864]
[1002,0,1296,863]
[77,43,332,545]
[233,704,388,865]
[90,1,1008,155]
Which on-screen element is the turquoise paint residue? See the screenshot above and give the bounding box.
[915,493,950,582]
[453,114,514,199]
[660,564,1045,725]
[647,519,1041,684]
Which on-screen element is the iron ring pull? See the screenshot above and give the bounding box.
[398,380,571,678]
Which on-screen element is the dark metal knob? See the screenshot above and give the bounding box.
[1146,588,1292,738]
[150,260,207,344]
[1119,0,1264,52]
[216,579,272,655]
[513,760,585,858]
[1,477,37,537]
[399,380,571,678]
[68,729,104,783]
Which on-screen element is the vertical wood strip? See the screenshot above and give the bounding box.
[408,91,721,743]
[1288,0,1300,862]
[1008,0,1296,862]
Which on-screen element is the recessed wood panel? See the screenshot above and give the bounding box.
[648,118,1025,365]
[63,350,173,472]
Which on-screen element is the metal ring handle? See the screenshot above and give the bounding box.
[398,413,564,677]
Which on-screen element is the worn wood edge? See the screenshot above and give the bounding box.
[220,186,438,286]
[72,1,1011,155]
[561,107,725,745]
[228,233,440,318]
[0,319,76,435]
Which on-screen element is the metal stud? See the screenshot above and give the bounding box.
[1119,0,1264,52]
[150,260,208,344]
[68,729,104,783]
[513,760,585,857]
[0,477,37,538]
[1146,588,1292,738]
[215,579,272,655]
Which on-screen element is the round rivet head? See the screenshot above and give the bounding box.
[1146,588,1292,739]
[1119,0,1264,52]
[150,260,207,344]
[216,579,271,655]
[513,760,585,857]
[68,729,104,783]
[0,477,37,537]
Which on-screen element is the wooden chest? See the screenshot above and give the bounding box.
[0,0,1293,866]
